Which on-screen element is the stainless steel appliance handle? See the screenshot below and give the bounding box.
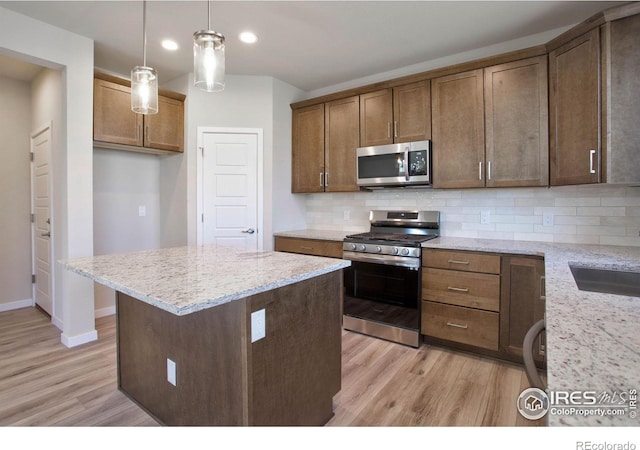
[589,149,596,174]
[343,251,420,269]
[404,148,410,181]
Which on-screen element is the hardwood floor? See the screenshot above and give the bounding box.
[0,307,544,426]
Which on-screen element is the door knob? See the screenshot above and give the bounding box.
[242,228,255,234]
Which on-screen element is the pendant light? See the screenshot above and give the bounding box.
[131,0,158,114]
[193,0,225,92]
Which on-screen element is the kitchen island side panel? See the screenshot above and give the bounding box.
[247,270,343,426]
[116,270,343,426]
[116,292,248,426]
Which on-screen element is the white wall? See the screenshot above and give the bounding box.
[0,6,96,347]
[93,148,162,316]
[160,74,305,250]
[0,74,32,311]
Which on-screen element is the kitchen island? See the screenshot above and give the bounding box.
[59,245,350,426]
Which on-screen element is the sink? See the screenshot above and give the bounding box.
[569,264,640,297]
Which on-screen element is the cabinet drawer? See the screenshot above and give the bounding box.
[421,301,499,351]
[274,237,343,259]
[422,268,500,312]
[422,249,500,274]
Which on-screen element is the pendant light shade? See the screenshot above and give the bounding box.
[131,66,158,114]
[131,0,158,114]
[193,1,225,92]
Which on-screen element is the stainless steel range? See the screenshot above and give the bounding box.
[342,210,440,347]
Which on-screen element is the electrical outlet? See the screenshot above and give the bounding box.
[543,213,554,227]
[343,210,350,221]
[480,210,490,225]
[251,309,266,343]
[138,205,146,217]
[167,358,176,386]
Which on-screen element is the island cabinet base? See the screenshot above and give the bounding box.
[116,271,342,426]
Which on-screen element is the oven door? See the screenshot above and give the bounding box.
[343,260,420,331]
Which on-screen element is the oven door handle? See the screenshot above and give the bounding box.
[343,251,420,269]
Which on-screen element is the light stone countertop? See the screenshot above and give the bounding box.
[274,229,361,241]
[274,229,640,426]
[59,245,350,316]
[421,237,640,427]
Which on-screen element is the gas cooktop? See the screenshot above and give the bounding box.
[344,232,439,245]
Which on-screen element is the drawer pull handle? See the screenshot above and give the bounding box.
[447,286,469,293]
[447,259,470,265]
[300,246,313,250]
[446,322,468,329]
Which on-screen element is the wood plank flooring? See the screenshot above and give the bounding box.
[0,307,544,426]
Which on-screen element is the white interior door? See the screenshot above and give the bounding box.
[202,131,258,249]
[31,125,53,316]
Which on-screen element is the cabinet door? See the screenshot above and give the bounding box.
[93,79,143,146]
[431,69,485,189]
[500,256,545,364]
[549,28,600,186]
[359,89,393,147]
[485,56,549,187]
[144,95,184,152]
[292,104,325,193]
[393,80,431,143]
[325,96,360,192]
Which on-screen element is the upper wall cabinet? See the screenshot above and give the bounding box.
[291,97,360,193]
[484,55,549,187]
[606,12,640,184]
[324,96,360,192]
[93,74,185,155]
[292,103,325,193]
[359,80,431,147]
[549,28,600,186]
[431,69,485,189]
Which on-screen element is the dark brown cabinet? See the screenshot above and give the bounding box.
[431,69,485,189]
[484,56,549,187]
[500,256,546,365]
[359,81,431,147]
[292,103,325,193]
[325,96,360,192]
[549,28,601,186]
[291,97,359,193]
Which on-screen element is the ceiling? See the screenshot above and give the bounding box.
[0,1,627,92]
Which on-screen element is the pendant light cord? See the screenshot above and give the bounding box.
[208,0,211,30]
[142,0,147,67]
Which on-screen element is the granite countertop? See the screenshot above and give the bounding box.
[274,229,359,241]
[59,245,350,316]
[274,229,640,426]
[421,237,640,427]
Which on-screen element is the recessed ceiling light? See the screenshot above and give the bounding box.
[162,39,179,51]
[239,31,258,44]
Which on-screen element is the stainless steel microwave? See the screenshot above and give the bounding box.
[356,140,432,189]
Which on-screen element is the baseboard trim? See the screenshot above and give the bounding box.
[0,298,34,313]
[61,329,98,348]
[95,305,116,318]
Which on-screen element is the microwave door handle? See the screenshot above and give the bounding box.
[404,148,410,181]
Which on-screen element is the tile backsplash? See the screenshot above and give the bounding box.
[304,184,640,247]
